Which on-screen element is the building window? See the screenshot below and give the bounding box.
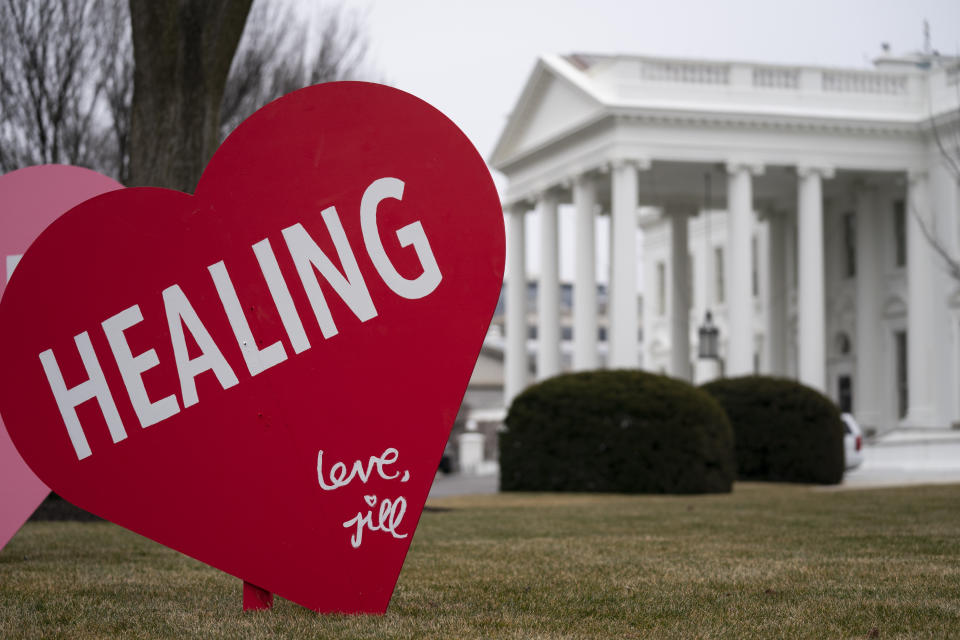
[895,330,908,419]
[894,200,907,268]
[838,375,852,413]
[843,212,856,278]
[751,235,758,297]
[714,247,725,304]
[656,262,666,316]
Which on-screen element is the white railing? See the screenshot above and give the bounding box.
[640,60,730,85]
[752,67,800,89]
[601,55,937,116]
[628,57,916,98]
[821,70,908,95]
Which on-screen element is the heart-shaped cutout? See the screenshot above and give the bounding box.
[0,165,123,552]
[0,83,504,613]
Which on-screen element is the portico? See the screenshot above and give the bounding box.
[492,52,960,434]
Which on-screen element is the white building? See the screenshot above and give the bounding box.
[491,50,960,435]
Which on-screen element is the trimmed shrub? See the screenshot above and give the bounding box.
[701,376,844,485]
[499,370,735,494]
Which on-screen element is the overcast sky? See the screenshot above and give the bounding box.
[309,0,960,281]
[354,0,960,164]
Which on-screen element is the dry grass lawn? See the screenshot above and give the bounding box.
[1,483,958,639]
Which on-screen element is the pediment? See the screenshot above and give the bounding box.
[490,58,604,168]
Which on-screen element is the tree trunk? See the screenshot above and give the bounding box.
[128,0,252,192]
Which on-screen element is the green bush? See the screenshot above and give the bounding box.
[500,370,735,494]
[701,376,844,485]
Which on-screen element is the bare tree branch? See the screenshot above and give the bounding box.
[920,57,960,284]
[98,0,133,183]
[910,199,960,282]
[307,3,371,86]
[0,0,376,184]
[0,0,112,171]
[219,0,374,141]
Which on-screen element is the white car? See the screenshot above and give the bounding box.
[841,413,864,471]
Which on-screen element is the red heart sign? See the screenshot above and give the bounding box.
[0,83,504,613]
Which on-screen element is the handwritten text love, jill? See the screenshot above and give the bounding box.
[317,447,410,549]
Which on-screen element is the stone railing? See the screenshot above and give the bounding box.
[640,60,730,85]
[630,57,916,98]
[752,66,800,89]
[821,70,908,95]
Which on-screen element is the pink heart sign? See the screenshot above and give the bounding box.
[0,165,123,552]
[0,83,504,613]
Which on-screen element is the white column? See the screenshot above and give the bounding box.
[639,210,659,372]
[930,161,960,428]
[505,205,528,405]
[609,160,642,368]
[930,160,958,429]
[669,208,691,380]
[904,170,937,427]
[854,183,882,431]
[797,166,831,392]
[572,174,598,371]
[765,210,787,375]
[725,163,760,376]
[536,191,561,380]
[784,212,799,378]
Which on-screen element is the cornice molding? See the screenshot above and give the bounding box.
[612,106,922,138]
[495,106,921,175]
